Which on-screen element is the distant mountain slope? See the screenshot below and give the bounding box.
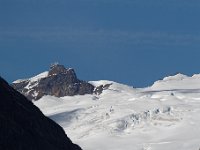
[150,73,200,91]
[0,76,82,150]
[12,64,95,100]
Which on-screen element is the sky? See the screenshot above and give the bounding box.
[0,0,200,87]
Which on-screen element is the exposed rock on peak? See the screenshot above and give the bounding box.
[48,64,76,78]
[49,64,66,75]
[0,76,82,150]
[12,64,94,100]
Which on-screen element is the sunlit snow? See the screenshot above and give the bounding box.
[34,75,200,150]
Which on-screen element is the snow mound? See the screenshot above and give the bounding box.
[90,80,135,93]
[162,73,188,81]
[150,73,200,91]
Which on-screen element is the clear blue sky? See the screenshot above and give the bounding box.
[0,0,200,87]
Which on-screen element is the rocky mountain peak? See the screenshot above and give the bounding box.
[48,63,76,78]
[12,64,94,100]
[49,64,66,75]
[48,64,78,83]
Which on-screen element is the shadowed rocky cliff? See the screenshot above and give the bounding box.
[0,76,82,150]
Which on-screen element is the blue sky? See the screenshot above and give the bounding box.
[0,0,200,87]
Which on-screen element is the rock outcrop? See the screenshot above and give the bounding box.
[12,64,94,100]
[0,76,82,150]
[94,83,112,95]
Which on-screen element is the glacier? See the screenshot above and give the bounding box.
[34,75,200,150]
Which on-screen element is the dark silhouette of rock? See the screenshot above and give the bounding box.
[12,64,94,100]
[0,76,82,150]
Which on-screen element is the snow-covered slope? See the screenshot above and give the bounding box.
[13,71,49,84]
[34,74,200,150]
[150,73,200,90]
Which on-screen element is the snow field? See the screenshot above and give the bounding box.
[35,76,200,150]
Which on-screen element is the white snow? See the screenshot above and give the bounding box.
[13,71,48,84]
[34,74,200,150]
[13,71,48,95]
[89,80,114,87]
[162,73,188,81]
[29,71,48,82]
[13,79,27,84]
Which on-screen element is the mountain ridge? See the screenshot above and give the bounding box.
[12,64,200,101]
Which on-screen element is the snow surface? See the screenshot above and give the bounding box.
[13,71,48,84]
[13,71,48,97]
[34,75,200,150]
[28,71,48,82]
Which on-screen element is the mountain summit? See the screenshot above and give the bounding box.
[12,64,95,100]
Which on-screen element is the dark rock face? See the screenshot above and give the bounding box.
[0,76,82,150]
[49,64,68,76]
[12,64,94,100]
